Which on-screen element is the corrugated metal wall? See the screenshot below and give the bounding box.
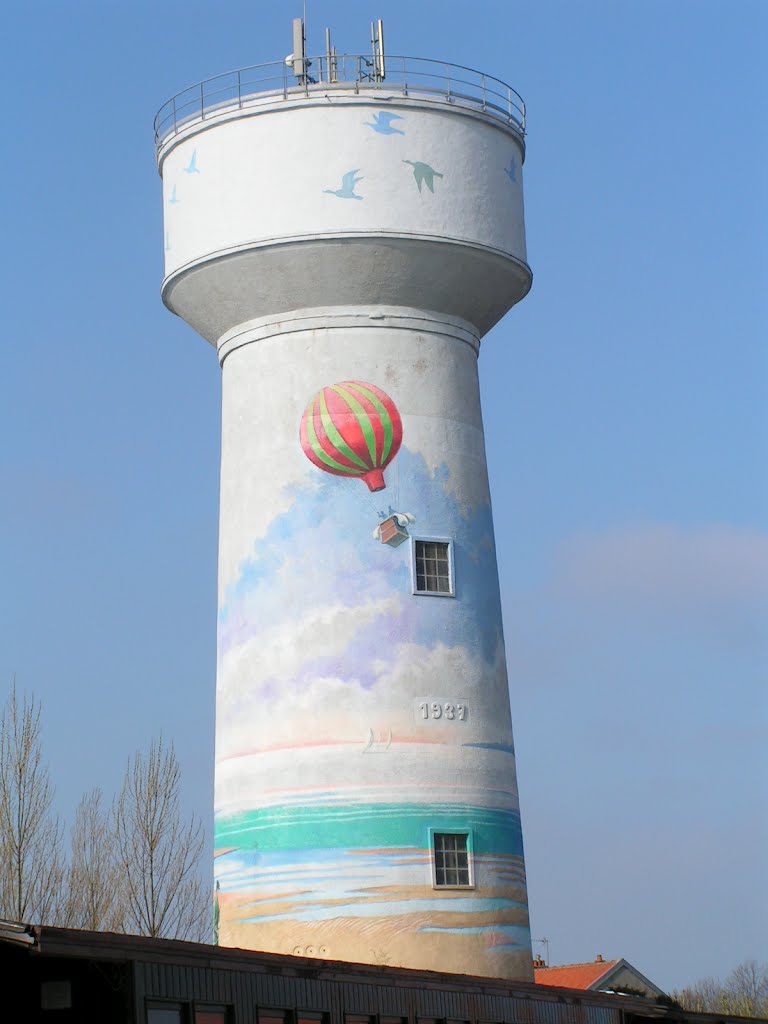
[133,962,622,1024]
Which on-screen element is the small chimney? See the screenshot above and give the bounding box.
[533,956,546,968]
[595,954,604,962]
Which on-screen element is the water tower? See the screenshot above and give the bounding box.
[155,22,533,981]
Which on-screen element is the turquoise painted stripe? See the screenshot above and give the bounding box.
[244,896,522,925]
[215,802,523,856]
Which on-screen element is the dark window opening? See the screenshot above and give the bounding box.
[259,1010,293,1024]
[433,832,471,886]
[414,540,452,594]
[147,1006,184,1024]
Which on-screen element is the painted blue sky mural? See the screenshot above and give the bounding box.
[219,447,504,666]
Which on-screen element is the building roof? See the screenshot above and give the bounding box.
[1,925,759,1024]
[533,955,665,999]
[534,957,621,990]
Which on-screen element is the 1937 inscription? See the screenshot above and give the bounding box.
[417,701,469,721]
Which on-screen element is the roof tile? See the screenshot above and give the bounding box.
[533,961,621,990]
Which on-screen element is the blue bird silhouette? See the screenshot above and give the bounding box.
[183,150,200,174]
[365,111,405,135]
[403,160,443,193]
[168,184,179,204]
[164,231,171,252]
[504,157,517,183]
[323,169,364,200]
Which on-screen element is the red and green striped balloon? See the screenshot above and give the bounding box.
[299,381,403,493]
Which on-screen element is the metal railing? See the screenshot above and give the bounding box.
[154,54,525,152]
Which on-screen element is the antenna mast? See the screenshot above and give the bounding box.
[325,27,338,84]
[290,14,314,85]
[371,19,385,81]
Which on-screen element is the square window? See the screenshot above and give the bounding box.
[148,1007,185,1024]
[259,1011,292,1024]
[432,831,473,887]
[413,539,454,597]
[196,1011,229,1024]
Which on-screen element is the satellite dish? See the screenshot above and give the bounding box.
[285,54,295,66]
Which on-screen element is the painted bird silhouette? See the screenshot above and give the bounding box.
[183,150,200,174]
[168,184,179,204]
[323,169,364,200]
[403,160,443,193]
[504,157,517,183]
[365,111,405,135]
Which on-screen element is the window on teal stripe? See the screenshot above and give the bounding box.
[433,831,472,886]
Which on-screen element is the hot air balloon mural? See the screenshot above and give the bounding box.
[300,381,403,492]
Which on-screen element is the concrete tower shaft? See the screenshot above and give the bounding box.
[157,56,533,982]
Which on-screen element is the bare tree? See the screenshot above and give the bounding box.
[724,961,768,1018]
[671,976,722,1014]
[0,683,64,923]
[672,961,768,1019]
[114,736,208,941]
[62,788,125,931]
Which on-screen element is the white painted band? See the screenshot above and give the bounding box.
[216,306,481,366]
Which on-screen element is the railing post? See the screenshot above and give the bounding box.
[238,70,242,109]
[200,82,205,120]
[445,62,452,100]
[282,59,287,99]
[481,74,487,111]
[402,56,408,97]
[172,96,177,137]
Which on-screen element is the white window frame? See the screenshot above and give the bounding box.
[411,537,455,597]
[428,827,474,889]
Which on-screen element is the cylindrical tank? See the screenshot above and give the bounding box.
[156,56,533,981]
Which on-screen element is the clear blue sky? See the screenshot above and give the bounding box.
[1,0,765,991]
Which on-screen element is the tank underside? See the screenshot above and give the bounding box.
[163,236,531,344]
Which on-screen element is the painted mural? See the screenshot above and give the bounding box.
[299,381,402,493]
[158,55,532,979]
[364,111,406,135]
[403,160,444,194]
[161,99,527,284]
[323,170,364,200]
[214,367,531,977]
[159,90,532,978]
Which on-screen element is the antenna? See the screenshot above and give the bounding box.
[325,27,338,84]
[371,19,385,81]
[290,18,306,81]
[288,16,315,86]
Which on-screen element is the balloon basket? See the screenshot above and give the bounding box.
[378,515,410,548]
